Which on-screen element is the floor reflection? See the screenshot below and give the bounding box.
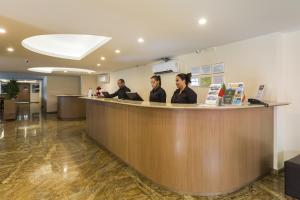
[16,103,41,121]
[0,103,296,199]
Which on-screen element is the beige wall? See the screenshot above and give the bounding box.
[80,75,98,96]
[46,75,81,112]
[100,32,300,169]
[101,33,281,102]
[280,31,300,163]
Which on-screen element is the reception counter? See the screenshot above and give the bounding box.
[83,97,285,195]
[57,95,86,120]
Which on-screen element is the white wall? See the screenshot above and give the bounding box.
[46,75,81,112]
[80,75,98,96]
[101,32,300,169]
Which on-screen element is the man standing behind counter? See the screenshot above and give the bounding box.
[109,79,131,99]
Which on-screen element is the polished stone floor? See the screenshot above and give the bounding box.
[0,103,295,199]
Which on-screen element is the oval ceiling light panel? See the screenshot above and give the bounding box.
[28,67,95,74]
[22,34,112,60]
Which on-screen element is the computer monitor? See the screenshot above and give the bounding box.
[126,92,144,101]
[102,92,111,98]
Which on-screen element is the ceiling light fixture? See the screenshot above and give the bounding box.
[28,67,95,74]
[22,34,112,60]
[7,47,14,52]
[101,56,106,61]
[137,38,144,43]
[97,63,101,67]
[115,49,121,54]
[0,27,6,34]
[198,18,207,25]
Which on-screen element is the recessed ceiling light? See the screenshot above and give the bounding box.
[0,27,6,34]
[137,38,144,43]
[101,56,106,61]
[198,18,207,25]
[22,34,112,60]
[97,63,101,67]
[115,49,121,54]
[28,67,95,74]
[7,47,14,52]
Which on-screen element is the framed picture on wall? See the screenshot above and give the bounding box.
[212,63,225,74]
[212,75,224,84]
[32,84,40,93]
[200,76,212,87]
[191,65,211,75]
[191,76,200,87]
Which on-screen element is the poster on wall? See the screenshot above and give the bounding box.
[212,75,224,84]
[191,65,211,75]
[191,76,200,87]
[31,84,40,93]
[212,63,225,74]
[200,76,212,87]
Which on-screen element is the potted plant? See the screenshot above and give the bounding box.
[3,80,19,120]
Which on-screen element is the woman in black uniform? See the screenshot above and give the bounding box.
[149,75,166,103]
[171,73,197,104]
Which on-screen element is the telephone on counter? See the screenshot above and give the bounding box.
[248,98,269,107]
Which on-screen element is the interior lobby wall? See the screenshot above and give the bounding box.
[80,75,98,96]
[101,33,281,102]
[46,75,81,112]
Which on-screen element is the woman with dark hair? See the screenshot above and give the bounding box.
[149,75,166,103]
[171,73,197,104]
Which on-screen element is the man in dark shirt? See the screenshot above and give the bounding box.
[110,79,131,99]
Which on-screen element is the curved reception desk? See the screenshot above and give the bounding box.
[83,97,283,195]
[57,95,86,120]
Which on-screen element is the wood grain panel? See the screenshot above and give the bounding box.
[85,99,274,195]
[57,96,86,120]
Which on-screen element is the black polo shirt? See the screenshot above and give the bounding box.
[149,87,166,103]
[171,86,197,104]
[110,86,131,99]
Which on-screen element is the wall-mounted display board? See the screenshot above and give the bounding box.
[97,73,110,83]
[212,75,224,84]
[191,76,200,87]
[191,65,211,75]
[31,83,40,93]
[191,63,225,87]
[200,76,212,87]
[212,63,225,74]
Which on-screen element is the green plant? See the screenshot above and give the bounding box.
[6,80,19,99]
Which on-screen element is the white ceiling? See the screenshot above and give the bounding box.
[0,0,300,75]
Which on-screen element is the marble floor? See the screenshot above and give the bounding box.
[0,103,295,200]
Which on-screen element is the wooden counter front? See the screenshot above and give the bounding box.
[57,95,86,120]
[84,98,277,195]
